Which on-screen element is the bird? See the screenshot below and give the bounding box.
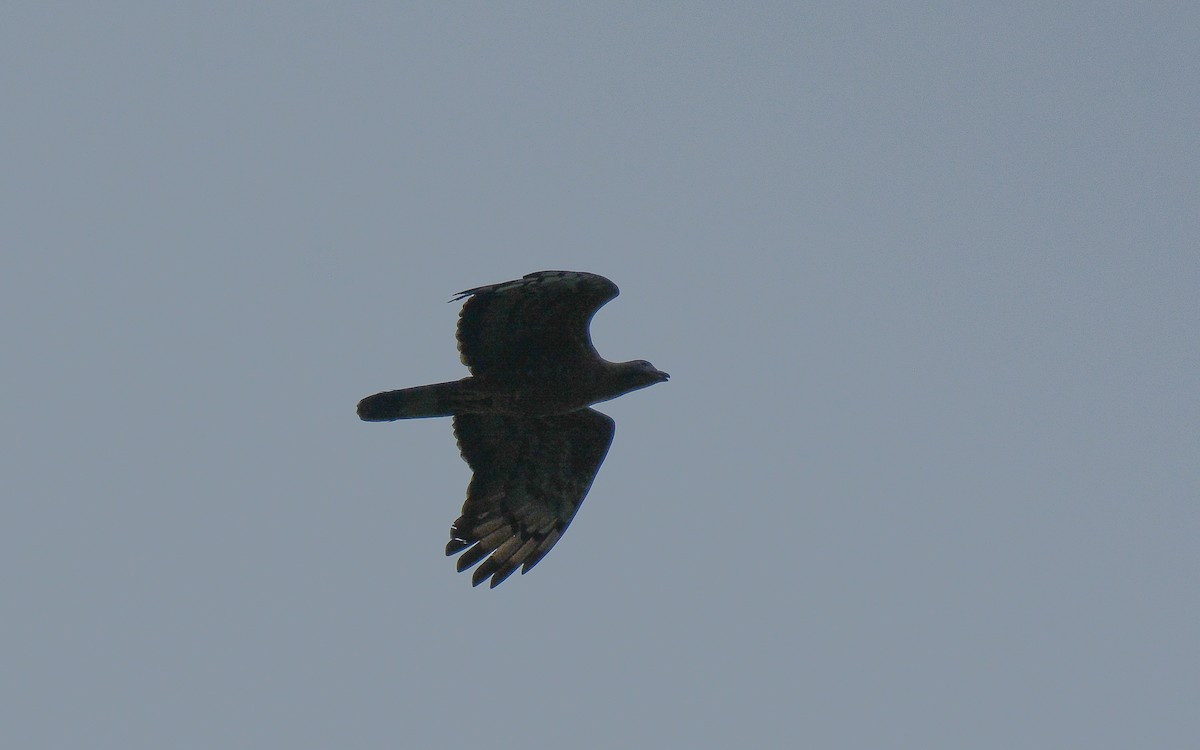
[357,270,669,587]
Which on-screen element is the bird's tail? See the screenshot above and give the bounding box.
[357,380,489,421]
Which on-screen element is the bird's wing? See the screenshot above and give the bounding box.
[446,407,616,587]
[454,270,619,380]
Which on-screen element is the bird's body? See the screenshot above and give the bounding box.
[357,363,654,419]
[358,270,668,587]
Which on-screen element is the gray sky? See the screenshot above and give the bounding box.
[4,3,1197,748]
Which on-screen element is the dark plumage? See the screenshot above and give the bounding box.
[358,270,668,587]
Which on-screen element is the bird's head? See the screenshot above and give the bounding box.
[619,359,670,393]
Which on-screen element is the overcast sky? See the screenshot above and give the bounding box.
[4,3,1198,748]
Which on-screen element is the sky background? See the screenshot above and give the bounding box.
[4,3,1198,748]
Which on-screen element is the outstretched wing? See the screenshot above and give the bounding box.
[446,408,616,587]
[454,270,619,380]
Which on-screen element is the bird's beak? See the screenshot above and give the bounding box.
[656,369,670,382]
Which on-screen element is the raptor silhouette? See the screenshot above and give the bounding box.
[358,270,669,587]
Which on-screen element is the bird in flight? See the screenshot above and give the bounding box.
[358,270,669,587]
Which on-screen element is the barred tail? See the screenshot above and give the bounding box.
[357,380,485,421]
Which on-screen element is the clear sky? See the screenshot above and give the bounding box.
[4,3,1197,748]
